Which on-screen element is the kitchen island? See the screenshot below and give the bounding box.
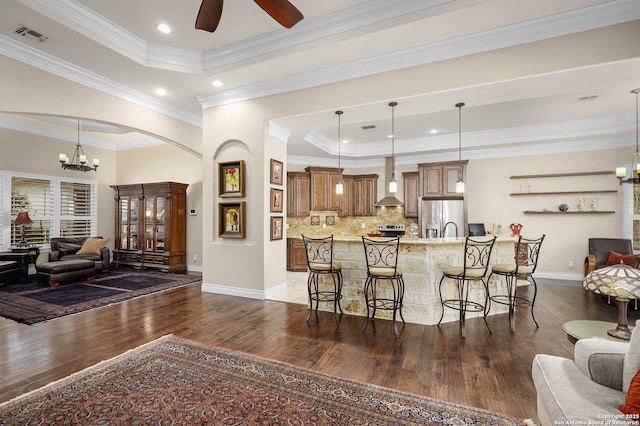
[293,236,518,326]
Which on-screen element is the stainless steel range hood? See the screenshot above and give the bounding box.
[375,157,404,207]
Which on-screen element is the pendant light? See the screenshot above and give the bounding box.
[388,101,398,193]
[617,88,640,185]
[335,110,344,194]
[455,102,465,193]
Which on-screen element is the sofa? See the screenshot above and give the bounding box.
[532,321,640,426]
[0,253,29,284]
[49,237,110,272]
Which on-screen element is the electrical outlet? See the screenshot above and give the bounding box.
[361,223,366,228]
[192,254,197,263]
[568,260,574,268]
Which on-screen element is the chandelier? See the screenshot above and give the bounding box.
[617,88,640,184]
[59,120,99,172]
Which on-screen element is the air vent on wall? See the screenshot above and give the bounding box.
[15,26,48,43]
[361,125,376,130]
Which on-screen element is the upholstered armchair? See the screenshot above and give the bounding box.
[584,238,636,276]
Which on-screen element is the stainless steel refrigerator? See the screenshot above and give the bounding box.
[418,198,466,238]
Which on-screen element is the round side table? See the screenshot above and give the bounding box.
[583,264,640,340]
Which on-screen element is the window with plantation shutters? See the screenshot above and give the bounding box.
[11,177,53,246]
[2,172,98,248]
[60,181,95,237]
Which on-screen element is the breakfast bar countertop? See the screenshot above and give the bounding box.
[291,235,518,326]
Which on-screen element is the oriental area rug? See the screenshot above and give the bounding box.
[0,335,532,425]
[0,269,201,324]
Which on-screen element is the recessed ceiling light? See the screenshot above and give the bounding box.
[155,88,167,96]
[342,139,349,144]
[430,129,439,134]
[211,80,224,87]
[156,23,171,34]
[387,134,394,138]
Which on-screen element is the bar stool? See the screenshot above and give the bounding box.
[361,236,405,335]
[302,235,343,322]
[438,236,496,338]
[488,234,545,331]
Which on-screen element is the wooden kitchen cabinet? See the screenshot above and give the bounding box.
[352,174,378,216]
[287,238,308,272]
[339,176,354,217]
[419,161,468,197]
[403,171,419,217]
[287,172,310,217]
[306,167,341,211]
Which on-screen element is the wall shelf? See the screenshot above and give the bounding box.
[523,210,615,215]
[510,190,617,196]
[510,171,614,179]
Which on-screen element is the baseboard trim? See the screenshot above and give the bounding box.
[201,283,265,300]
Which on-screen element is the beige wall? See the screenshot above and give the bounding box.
[0,127,116,249]
[202,22,640,296]
[0,56,203,270]
[115,144,203,270]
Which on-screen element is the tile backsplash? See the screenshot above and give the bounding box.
[286,208,417,238]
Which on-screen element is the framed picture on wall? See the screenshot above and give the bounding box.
[218,202,246,238]
[218,160,245,198]
[270,159,283,185]
[270,216,283,240]
[270,188,283,213]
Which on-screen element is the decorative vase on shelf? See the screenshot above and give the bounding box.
[590,197,599,211]
[577,197,586,212]
[559,204,569,212]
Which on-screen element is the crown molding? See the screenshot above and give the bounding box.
[301,114,632,158]
[0,34,202,128]
[199,0,640,108]
[202,0,453,70]
[267,121,292,143]
[0,116,165,151]
[293,135,624,169]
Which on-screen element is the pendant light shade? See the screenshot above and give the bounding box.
[335,110,344,194]
[617,88,640,185]
[389,101,398,194]
[455,102,465,193]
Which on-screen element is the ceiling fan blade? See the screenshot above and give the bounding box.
[195,0,224,32]
[254,0,303,29]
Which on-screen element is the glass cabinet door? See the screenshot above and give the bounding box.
[143,196,165,252]
[129,198,138,250]
[156,197,165,252]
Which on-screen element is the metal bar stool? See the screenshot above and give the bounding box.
[302,235,343,322]
[438,236,496,338]
[488,234,545,331]
[361,236,405,335]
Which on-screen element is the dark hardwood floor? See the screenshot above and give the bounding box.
[0,276,636,423]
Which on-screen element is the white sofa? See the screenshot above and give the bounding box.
[532,322,640,426]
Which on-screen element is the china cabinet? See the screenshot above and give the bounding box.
[111,182,188,273]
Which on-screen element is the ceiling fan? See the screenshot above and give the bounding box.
[195,0,304,33]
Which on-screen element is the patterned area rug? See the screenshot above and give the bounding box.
[0,269,201,324]
[0,335,531,425]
